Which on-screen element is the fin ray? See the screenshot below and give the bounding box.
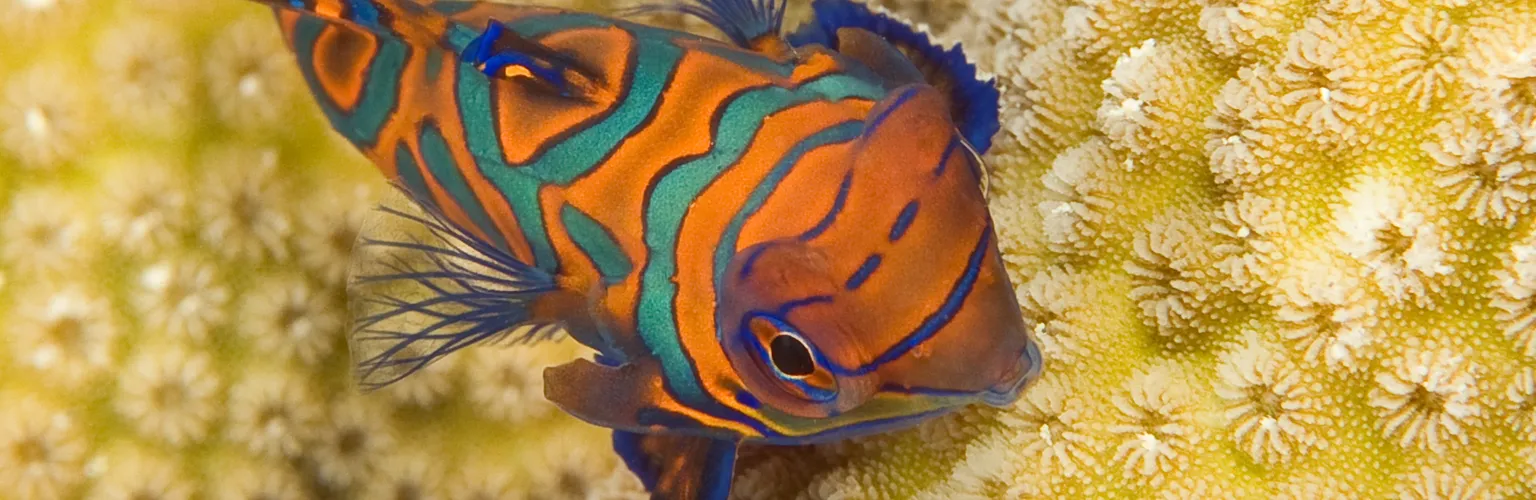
[346,187,561,390]
[624,0,788,48]
[788,0,1001,153]
[612,431,738,500]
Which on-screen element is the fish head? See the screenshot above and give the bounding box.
[715,84,1042,439]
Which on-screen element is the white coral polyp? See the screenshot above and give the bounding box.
[1211,194,1289,294]
[1423,115,1536,225]
[0,399,85,500]
[1495,238,1536,358]
[1395,466,1492,500]
[1507,368,1536,441]
[238,275,340,366]
[226,370,320,458]
[1126,215,1222,336]
[197,145,294,262]
[998,379,1098,478]
[1097,39,1163,153]
[1274,256,1379,369]
[1018,267,1096,363]
[116,345,221,447]
[12,286,117,385]
[1274,16,1371,141]
[1215,339,1328,463]
[1369,348,1483,452]
[1038,137,1122,257]
[1389,9,1466,111]
[1109,366,1199,482]
[135,259,229,342]
[1462,24,1536,141]
[1334,177,1451,304]
[1199,1,1279,59]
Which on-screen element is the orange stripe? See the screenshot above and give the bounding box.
[311,23,378,112]
[671,100,867,423]
[570,46,782,334]
[493,26,632,165]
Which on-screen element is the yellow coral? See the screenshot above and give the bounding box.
[2,0,1534,498]
[739,0,1536,497]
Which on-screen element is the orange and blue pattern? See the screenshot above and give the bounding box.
[252,0,1042,497]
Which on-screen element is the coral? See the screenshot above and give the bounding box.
[1,0,1533,498]
[741,0,1536,496]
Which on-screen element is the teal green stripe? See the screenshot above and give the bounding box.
[457,19,682,272]
[522,37,681,184]
[712,121,862,293]
[292,16,404,146]
[393,143,433,209]
[635,76,883,407]
[560,204,634,283]
[696,44,795,77]
[419,124,511,251]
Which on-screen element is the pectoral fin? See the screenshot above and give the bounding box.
[543,357,663,431]
[833,27,926,87]
[612,431,739,500]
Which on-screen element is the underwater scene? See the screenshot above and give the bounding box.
[2,0,1535,498]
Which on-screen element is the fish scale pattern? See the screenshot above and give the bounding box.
[1,0,1534,498]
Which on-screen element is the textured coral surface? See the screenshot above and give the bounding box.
[2,0,1535,498]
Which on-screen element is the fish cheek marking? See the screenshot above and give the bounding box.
[312,21,378,113]
[674,108,860,404]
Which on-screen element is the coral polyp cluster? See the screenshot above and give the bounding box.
[729,0,1536,497]
[0,1,648,498]
[0,0,1533,498]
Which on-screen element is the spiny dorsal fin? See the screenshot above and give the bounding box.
[787,0,1001,153]
[626,0,790,55]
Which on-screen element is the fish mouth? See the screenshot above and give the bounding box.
[980,340,1043,407]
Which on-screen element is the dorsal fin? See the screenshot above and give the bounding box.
[626,0,790,55]
[787,0,1001,153]
[252,0,452,45]
[253,0,591,97]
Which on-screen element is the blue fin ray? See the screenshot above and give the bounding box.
[788,0,1001,153]
[346,187,560,391]
[612,431,738,499]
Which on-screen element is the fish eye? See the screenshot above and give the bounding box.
[769,333,816,378]
[743,314,837,403]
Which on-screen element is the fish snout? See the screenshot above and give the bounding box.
[981,337,1043,407]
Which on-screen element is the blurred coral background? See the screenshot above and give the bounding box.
[2,0,1535,498]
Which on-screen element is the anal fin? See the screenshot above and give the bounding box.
[613,431,739,500]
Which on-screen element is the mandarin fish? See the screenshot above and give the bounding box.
[249,0,1043,497]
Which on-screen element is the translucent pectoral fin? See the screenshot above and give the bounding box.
[833,27,926,87]
[346,187,561,391]
[612,430,739,500]
[542,357,667,431]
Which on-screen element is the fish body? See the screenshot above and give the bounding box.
[254,0,1042,497]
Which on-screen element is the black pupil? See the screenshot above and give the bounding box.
[769,334,815,377]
